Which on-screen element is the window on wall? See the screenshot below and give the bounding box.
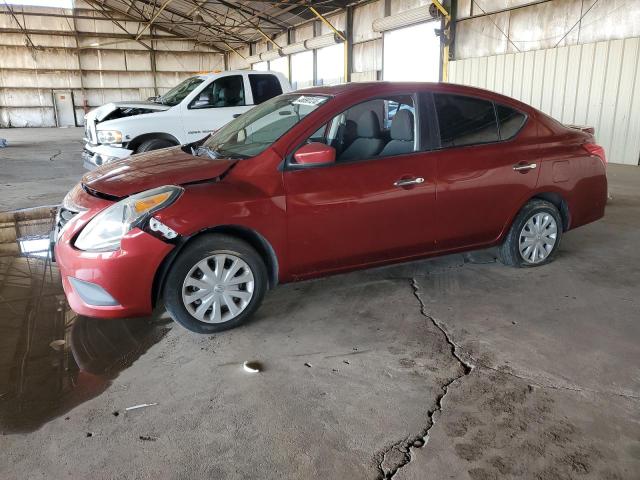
[291,51,313,90]
[317,44,344,86]
[269,56,289,80]
[383,22,440,82]
[252,62,269,72]
[434,94,499,148]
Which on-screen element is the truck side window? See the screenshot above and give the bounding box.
[249,74,283,105]
[190,75,245,109]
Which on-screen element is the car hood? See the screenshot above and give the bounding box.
[82,147,237,198]
[86,101,170,123]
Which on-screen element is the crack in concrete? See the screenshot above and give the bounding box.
[467,356,640,401]
[377,279,474,479]
[49,150,62,161]
[377,274,638,478]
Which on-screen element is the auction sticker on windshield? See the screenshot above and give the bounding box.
[293,96,327,106]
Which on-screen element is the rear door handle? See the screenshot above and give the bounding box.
[513,163,537,171]
[394,177,425,187]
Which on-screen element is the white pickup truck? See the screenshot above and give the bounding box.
[82,70,291,169]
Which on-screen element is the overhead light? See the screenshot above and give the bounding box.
[260,49,283,61]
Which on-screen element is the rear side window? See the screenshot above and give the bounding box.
[495,104,527,140]
[434,94,499,147]
[249,74,283,105]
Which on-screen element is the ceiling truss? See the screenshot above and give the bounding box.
[0,0,353,53]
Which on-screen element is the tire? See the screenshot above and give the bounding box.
[136,138,175,153]
[163,234,268,334]
[498,199,563,268]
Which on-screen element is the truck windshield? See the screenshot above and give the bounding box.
[200,94,330,159]
[157,77,205,106]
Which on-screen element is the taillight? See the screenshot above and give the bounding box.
[583,143,607,166]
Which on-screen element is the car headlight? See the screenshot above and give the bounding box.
[97,130,123,144]
[75,185,183,252]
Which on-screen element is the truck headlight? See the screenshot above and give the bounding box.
[97,130,123,144]
[75,185,182,252]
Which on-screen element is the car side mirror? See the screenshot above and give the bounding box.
[192,99,210,109]
[294,142,336,165]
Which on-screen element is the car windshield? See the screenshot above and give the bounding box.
[157,77,205,106]
[200,93,330,159]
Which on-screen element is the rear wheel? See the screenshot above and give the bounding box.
[498,199,563,267]
[136,138,175,153]
[163,234,268,334]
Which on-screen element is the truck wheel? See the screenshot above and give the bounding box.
[498,199,563,267]
[136,138,175,153]
[163,234,268,334]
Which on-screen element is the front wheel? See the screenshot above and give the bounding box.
[498,199,563,267]
[136,138,175,153]
[163,234,268,334]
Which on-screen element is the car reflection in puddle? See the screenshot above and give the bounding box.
[0,209,170,433]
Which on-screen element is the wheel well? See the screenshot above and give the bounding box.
[531,192,571,230]
[127,132,180,152]
[152,225,279,307]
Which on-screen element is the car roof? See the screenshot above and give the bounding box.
[295,81,531,111]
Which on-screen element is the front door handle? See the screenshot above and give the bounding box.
[513,162,537,171]
[394,177,425,187]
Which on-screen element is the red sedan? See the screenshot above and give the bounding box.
[54,82,607,333]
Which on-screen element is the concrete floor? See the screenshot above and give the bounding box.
[0,128,639,479]
[0,127,85,212]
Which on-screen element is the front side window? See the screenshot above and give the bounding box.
[291,95,418,165]
[495,104,527,140]
[200,94,329,159]
[190,75,245,109]
[249,74,283,105]
[158,77,204,106]
[434,94,499,148]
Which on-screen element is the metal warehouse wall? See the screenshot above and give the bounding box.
[450,37,640,166]
[0,1,223,128]
[454,0,640,60]
[228,0,431,81]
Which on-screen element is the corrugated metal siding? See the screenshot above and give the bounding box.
[0,4,224,128]
[450,37,640,166]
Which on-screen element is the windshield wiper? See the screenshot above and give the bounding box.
[193,146,248,160]
[193,145,220,159]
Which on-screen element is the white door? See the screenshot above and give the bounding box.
[53,90,76,127]
[181,74,252,143]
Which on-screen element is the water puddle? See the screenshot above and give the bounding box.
[0,209,170,433]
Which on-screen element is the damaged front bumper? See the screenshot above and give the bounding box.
[83,141,133,170]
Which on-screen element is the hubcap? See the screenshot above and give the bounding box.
[519,212,558,264]
[181,254,255,323]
